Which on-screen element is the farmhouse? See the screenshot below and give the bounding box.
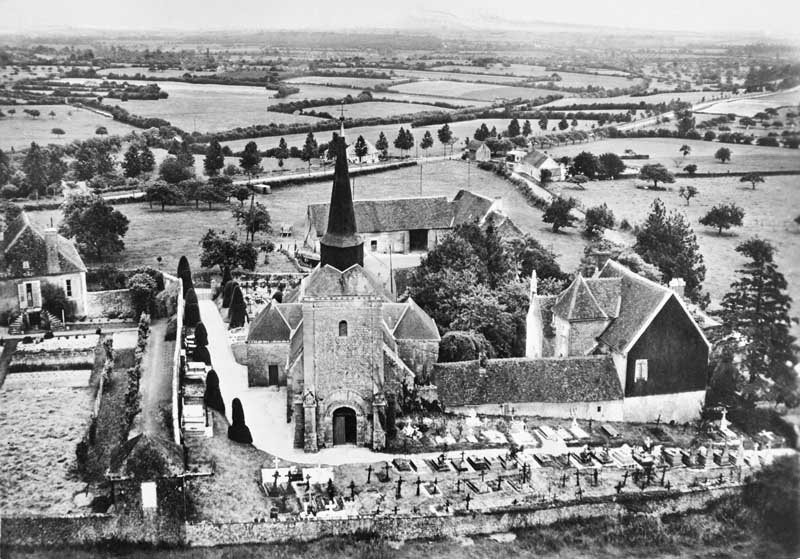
[324,136,381,165]
[435,260,710,423]
[304,189,520,255]
[466,140,491,162]
[515,149,567,182]
[248,133,440,452]
[0,211,88,327]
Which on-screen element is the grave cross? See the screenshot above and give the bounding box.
[575,469,581,487]
[622,469,629,487]
[366,464,373,484]
[415,476,422,497]
[456,478,461,493]
[305,474,311,491]
[465,493,471,511]
[393,505,398,516]
[576,486,584,501]
[480,469,486,482]
[433,478,439,495]
[272,469,280,489]
[349,480,356,499]
[593,468,599,486]
[660,467,667,486]
[496,475,502,490]
[383,462,391,481]
[395,477,403,499]
[561,473,567,488]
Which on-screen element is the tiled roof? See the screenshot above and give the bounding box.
[552,275,608,321]
[584,278,622,318]
[521,149,551,168]
[393,298,440,340]
[451,189,494,226]
[596,260,671,352]
[309,196,453,234]
[467,140,486,151]
[301,264,391,300]
[247,303,293,342]
[382,303,407,331]
[277,303,303,329]
[483,211,523,238]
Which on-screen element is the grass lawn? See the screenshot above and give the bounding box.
[0,106,137,151]
[547,137,800,173]
[548,175,800,328]
[0,378,93,515]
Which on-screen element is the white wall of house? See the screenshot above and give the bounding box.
[448,399,624,422]
[623,390,706,423]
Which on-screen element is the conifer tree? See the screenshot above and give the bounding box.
[203,138,225,176]
[719,239,797,405]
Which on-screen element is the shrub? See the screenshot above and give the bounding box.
[1,185,19,199]
[184,302,201,329]
[89,264,127,290]
[128,272,158,317]
[221,280,238,308]
[165,316,177,341]
[192,345,211,365]
[438,331,494,363]
[228,286,247,329]
[194,322,208,346]
[584,203,615,238]
[41,282,74,321]
[228,398,253,444]
[131,266,164,291]
[204,370,225,414]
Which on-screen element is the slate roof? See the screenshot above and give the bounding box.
[485,356,623,402]
[247,303,301,342]
[451,189,494,226]
[467,140,487,151]
[595,260,672,352]
[521,149,551,169]
[584,278,622,318]
[392,298,440,340]
[1,212,87,276]
[483,211,523,239]
[382,303,407,331]
[301,264,392,300]
[309,196,454,235]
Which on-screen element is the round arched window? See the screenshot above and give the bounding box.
[338,320,348,337]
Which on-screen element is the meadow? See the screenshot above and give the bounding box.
[96,66,217,78]
[544,89,723,108]
[0,105,137,150]
[387,80,563,101]
[547,137,800,174]
[311,101,456,119]
[430,65,643,89]
[548,174,800,319]
[284,75,397,89]
[696,87,800,117]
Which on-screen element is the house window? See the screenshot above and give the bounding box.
[22,261,29,270]
[370,240,378,252]
[338,320,348,337]
[634,359,649,382]
[64,279,73,297]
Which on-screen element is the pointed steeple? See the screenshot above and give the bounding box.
[319,132,363,271]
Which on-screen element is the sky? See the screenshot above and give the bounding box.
[1,0,799,37]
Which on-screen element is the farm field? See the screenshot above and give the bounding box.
[364,67,524,84]
[0,377,93,515]
[548,175,800,323]
[27,160,587,275]
[284,75,397,88]
[0,105,137,150]
[543,89,726,108]
[547,137,800,173]
[312,101,455,119]
[695,86,800,117]
[96,66,217,78]
[388,80,563,101]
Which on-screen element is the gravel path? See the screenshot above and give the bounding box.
[139,319,174,438]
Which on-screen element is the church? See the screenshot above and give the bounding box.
[246,129,440,452]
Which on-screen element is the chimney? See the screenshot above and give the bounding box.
[669,278,686,299]
[44,228,61,274]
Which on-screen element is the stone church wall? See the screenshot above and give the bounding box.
[246,341,289,386]
[396,339,439,384]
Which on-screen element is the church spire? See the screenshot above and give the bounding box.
[319,132,363,271]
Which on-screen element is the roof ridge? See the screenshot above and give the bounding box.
[604,259,670,294]
[578,276,608,320]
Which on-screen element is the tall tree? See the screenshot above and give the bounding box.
[715,147,732,163]
[634,198,706,304]
[522,119,532,137]
[437,123,453,155]
[22,142,48,196]
[538,117,548,132]
[420,130,434,156]
[571,151,599,179]
[353,135,369,164]
[199,229,257,271]
[598,152,625,179]
[507,118,521,138]
[275,138,289,167]
[638,164,675,189]
[740,173,765,190]
[375,132,388,158]
[0,149,11,186]
[139,144,156,173]
[474,123,490,141]
[301,132,318,173]
[204,138,225,177]
[59,193,129,259]
[122,145,141,178]
[232,201,272,242]
[720,239,797,405]
[239,141,262,182]
[394,127,409,156]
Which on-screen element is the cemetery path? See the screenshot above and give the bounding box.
[140,319,174,439]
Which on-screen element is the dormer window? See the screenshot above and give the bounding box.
[338,321,348,337]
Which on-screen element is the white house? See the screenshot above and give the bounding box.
[517,149,567,182]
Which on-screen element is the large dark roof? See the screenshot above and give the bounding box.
[301,264,391,300]
[595,260,672,352]
[247,303,302,342]
[320,133,362,257]
[309,196,453,234]
[392,298,440,340]
[451,189,494,226]
[434,355,623,407]
[521,150,551,168]
[552,275,608,321]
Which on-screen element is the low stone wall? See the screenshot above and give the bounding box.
[9,349,95,372]
[184,485,740,547]
[86,289,134,319]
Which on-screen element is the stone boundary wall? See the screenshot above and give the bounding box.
[86,289,134,319]
[162,272,184,446]
[8,350,94,373]
[0,485,741,548]
[183,485,741,547]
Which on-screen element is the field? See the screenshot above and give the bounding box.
[96,66,217,78]
[0,105,137,150]
[547,137,800,174]
[696,87,800,117]
[0,377,93,515]
[27,160,586,275]
[388,80,563,101]
[548,175,800,319]
[312,101,455,119]
[544,89,723,108]
[284,75,397,89]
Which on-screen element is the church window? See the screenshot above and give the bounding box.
[634,359,649,382]
[370,240,378,252]
[338,320,348,337]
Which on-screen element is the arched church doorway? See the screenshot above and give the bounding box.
[332,407,357,445]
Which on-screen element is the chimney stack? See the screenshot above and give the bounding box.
[668,278,686,299]
[44,228,61,274]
